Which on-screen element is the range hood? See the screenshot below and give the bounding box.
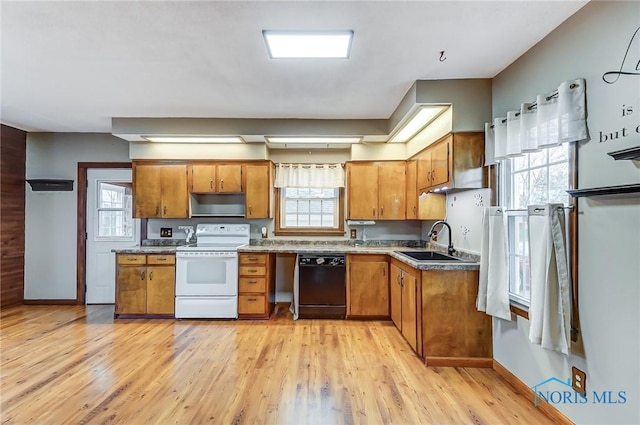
[189,193,246,217]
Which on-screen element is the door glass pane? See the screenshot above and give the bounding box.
[98,211,133,237]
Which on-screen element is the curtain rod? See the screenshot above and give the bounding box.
[489,83,580,128]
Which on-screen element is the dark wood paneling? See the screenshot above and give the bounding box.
[1,125,26,309]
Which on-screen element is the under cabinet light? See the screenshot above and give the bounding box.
[263,30,353,59]
[388,105,449,143]
[143,136,244,144]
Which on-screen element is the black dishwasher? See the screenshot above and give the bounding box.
[298,254,346,319]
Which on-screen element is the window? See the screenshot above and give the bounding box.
[275,187,344,236]
[501,144,570,305]
[96,182,134,240]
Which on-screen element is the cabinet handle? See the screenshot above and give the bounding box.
[248,280,257,284]
[432,169,436,181]
[382,267,386,277]
[140,271,145,280]
[248,206,253,215]
[220,180,224,190]
[126,257,137,261]
[372,207,376,216]
[163,206,167,215]
[247,298,257,302]
[155,206,159,215]
[427,171,431,182]
[149,271,153,281]
[413,206,417,215]
[210,179,213,189]
[247,269,258,273]
[156,257,167,261]
[381,206,384,216]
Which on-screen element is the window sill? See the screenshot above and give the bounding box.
[274,229,345,237]
[510,302,529,320]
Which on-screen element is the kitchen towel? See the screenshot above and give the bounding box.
[528,204,571,354]
[290,254,300,320]
[477,206,511,320]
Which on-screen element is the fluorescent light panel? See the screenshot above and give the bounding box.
[143,136,244,144]
[263,31,353,58]
[388,105,449,143]
[266,137,361,144]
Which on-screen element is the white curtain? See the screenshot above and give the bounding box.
[528,204,571,354]
[485,78,587,163]
[274,163,345,188]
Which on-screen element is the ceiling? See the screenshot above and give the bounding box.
[1,1,588,135]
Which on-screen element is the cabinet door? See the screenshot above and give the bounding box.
[133,164,162,218]
[116,266,146,314]
[217,164,243,193]
[390,264,402,330]
[347,163,378,219]
[430,140,450,187]
[146,266,175,315]
[161,165,188,218]
[406,160,418,220]
[191,164,217,193]
[378,163,406,220]
[245,164,270,218]
[348,259,389,317]
[416,158,432,192]
[401,271,418,352]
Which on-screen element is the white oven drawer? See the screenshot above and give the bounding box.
[175,296,238,319]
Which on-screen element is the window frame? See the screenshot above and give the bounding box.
[274,187,345,236]
[497,142,580,344]
[94,181,135,242]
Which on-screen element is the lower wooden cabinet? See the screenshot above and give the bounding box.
[346,254,389,318]
[421,269,492,367]
[390,259,421,354]
[115,254,175,317]
[238,253,275,319]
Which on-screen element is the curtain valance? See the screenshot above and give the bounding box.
[274,163,345,188]
[485,78,587,164]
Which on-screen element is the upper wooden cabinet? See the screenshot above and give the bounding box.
[244,163,273,219]
[346,162,406,220]
[133,163,188,218]
[190,164,243,193]
[415,132,487,192]
[406,161,445,220]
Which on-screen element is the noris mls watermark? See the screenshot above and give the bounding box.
[531,377,627,406]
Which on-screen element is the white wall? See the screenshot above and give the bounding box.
[25,133,130,300]
[491,2,640,424]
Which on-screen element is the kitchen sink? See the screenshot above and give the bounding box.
[396,251,468,262]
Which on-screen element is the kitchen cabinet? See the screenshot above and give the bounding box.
[115,254,175,317]
[415,132,487,193]
[421,269,492,367]
[190,164,243,193]
[346,161,406,220]
[346,254,389,318]
[406,160,446,220]
[244,163,273,219]
[133,163,188,218]
[238,253,276,319]
[390,259,421,354]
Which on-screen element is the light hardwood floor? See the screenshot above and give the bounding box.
[1,305,554,425]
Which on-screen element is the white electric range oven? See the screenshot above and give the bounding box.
[175,223,250,319]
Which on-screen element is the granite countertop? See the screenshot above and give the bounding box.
[113,240,480,271]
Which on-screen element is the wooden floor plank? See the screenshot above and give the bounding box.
[1,305,555,425]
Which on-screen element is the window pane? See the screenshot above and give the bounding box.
[513,171,529,209]
[98,211,132,237]
[322,214,334,227]
[280,186,339,230]
[298,201,309,213]
[548,145,568,163]
[529,168,548,205]
[285,200,298,213]
[512,155,528,172]
[298,215,310,227]
[322,200,335,214]
[548,163,569,204]
[322,189,336,197]
[297,188,311,197]
[529,150,547,167]
[284,187,298,197]
[285,214,298,227]
[309,200,322,213]
[309,215,322,227]
[99,183,131,209]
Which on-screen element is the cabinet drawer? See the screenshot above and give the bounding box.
[238,295,267,315]
[147,255,175,265]
[239,277,266,293]
[239,254,267,265]
[117,255,146,265]
[239,265,266,276]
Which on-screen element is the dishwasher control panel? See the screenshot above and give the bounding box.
[299,255,345,266]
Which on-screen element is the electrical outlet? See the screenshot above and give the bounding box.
[571,366,587,396]
[350,229,357,239]
[160,227,172,238]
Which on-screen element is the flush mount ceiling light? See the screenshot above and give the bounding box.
[388,105,450,143]
[263,30,353,58]
[143,136,245,144]
[265,137,361,144]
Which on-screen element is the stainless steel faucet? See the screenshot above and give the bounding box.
[427,220,455,256]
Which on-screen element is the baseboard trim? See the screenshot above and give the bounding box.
[23,299,79,305]
[493,360,574,425]
[425,356,493,368]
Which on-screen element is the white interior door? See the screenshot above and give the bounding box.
[86,169,140,304]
